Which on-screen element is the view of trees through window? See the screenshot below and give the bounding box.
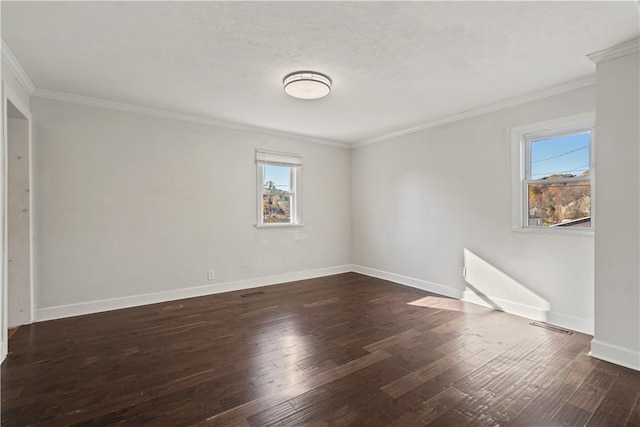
[262,164,292,223]
[527,132,591,227]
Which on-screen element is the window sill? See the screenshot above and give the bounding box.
[255,223,305,229]
[510,226,594,237]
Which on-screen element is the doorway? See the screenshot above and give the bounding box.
[6,100,31,334]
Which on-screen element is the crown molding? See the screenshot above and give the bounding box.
[31,89,349,148]
[1,40,36,95]
[2,34,598,151]
[353,75,596,148]
[587,38,640,64]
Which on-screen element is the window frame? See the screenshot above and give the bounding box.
[511,112,596,232]
[255,149,303,228]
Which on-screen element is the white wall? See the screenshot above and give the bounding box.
[592,49,640,370]
[5,48,639,372]
[352,86,596,334]
[30,97,351,318]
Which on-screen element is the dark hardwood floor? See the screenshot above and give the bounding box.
[2,273,639,426]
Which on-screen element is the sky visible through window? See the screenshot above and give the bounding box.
[264,164,290,191]
[530,132,590,180]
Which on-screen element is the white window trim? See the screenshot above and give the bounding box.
[510,112,595,233]
[255,149,303,228]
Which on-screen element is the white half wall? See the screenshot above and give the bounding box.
[351,86,596,335]
[30,97,351,311]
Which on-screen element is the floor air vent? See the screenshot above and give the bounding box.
[241,291,266,298]
[530,321,573,335]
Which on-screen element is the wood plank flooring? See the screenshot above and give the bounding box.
[2,273,639,426]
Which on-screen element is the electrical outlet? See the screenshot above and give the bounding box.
[207,269,216,281]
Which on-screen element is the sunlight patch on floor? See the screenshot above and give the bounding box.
[407,296,489,314]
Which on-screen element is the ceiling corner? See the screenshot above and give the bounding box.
[1,39,36,95]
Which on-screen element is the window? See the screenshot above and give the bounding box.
[512,113,595,230]
[255,150,302,227]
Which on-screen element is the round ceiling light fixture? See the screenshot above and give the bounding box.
[283,71,331,100]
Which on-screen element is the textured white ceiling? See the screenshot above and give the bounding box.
[2,1,639,145]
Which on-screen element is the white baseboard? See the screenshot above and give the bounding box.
[547,311,593,336]
[350,264,551,323]
[32,264,596,345]
[462,291,593,335]
[462,289,548,321]
[34,265,352,322]
[352,265,594,336]
[590,339,640,371]
[1,339,7,363]
[351,265,463,299]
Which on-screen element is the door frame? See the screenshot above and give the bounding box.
[1,83,33,362]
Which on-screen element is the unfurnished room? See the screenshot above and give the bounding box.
[0,1,639,426]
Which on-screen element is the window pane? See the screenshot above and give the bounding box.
[263,164,290,192]
[262,164,291,223]
[263,193,291,223]
[530,132,590,180]
[527,181,590,227]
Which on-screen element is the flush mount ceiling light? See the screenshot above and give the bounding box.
[283,71,331,100]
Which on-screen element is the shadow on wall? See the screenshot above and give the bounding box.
[462,248,551,321]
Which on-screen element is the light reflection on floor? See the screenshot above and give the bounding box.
[407,295,492,314]
[247,317,315,392]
